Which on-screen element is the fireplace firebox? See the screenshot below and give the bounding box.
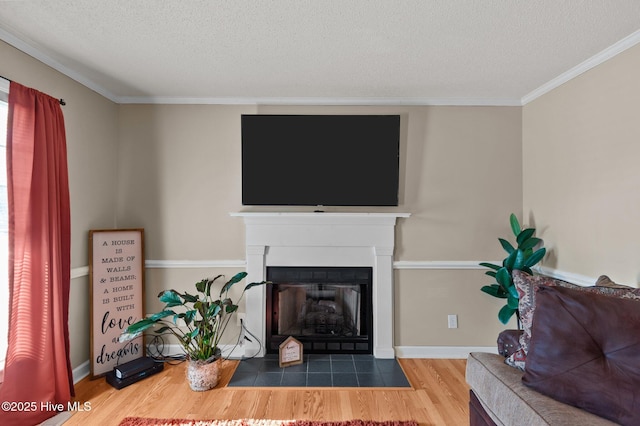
[266,266,373,354]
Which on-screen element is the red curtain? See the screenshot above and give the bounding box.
[0,82,73,426]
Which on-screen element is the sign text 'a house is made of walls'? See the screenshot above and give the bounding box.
[89,229,145,378]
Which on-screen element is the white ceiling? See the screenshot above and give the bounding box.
[1,1,640,105]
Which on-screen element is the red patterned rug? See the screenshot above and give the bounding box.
[118,419,418,426]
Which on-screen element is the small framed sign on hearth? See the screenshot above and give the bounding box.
[279,336,303,368]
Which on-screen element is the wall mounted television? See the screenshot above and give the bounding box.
[241,114,400,206]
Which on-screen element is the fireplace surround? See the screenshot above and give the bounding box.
[231,212,410,359]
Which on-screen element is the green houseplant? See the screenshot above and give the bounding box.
[121,272,267,390]
[480,214,546,325]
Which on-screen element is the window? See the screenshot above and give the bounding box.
[0,86,8,371]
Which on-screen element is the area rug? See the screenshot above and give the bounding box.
[118,418,418,426]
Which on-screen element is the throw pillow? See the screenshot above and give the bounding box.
[505,272,581,369]
[505,271,640,370]
[522,286,640,425]
[595,274,632,289]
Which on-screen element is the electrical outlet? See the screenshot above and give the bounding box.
[448,314,458,329]
[237,313,246,326]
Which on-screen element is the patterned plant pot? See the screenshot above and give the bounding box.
[186,356,222,391]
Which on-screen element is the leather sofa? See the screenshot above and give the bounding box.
[466,272,640,425]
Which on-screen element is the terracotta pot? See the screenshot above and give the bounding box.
[186,356,222,391]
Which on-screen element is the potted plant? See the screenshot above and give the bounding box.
[480,214,546,325]
[120,272,267,391]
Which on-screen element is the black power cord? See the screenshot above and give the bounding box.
[223,318,263,361]
[142,319,264,364]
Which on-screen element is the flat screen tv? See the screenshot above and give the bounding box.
[242,114,400,206]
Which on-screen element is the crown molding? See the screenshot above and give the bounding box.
[4,23,639,107]
[117,96,523,106]
[0,27,120,103]
[522,29,640,105]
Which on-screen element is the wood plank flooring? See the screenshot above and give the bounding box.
[65,358,469,426]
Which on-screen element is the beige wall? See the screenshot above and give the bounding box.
[1,41,524,370]
[116,104,256,260]
[117,104,523,348]
[523,43,640,286]
[395,270,515,346]
[0,41,120,368]
[5,30,640,370]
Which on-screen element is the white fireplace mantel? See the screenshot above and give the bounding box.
[231,211,410,359]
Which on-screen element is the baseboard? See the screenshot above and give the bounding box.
[166,344,495,359]
[71,342,247,385]
[74,344,497,377]
[38,410,74,426]
[72,360,90,384]
[395,346,498,359]
[373,347,396,359]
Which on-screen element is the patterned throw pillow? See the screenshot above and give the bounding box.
[595,274,631,289]
[505,271,640,370]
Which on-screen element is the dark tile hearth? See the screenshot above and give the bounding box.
[228,354,411,388]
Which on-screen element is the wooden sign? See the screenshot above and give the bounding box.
[89,229,145,378]
[279,336,303,367]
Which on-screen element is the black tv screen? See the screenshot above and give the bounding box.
[242,115,400,206]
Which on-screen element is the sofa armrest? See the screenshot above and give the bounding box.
[497,329,523,357]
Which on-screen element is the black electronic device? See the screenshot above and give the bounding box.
[114,356,156,379]
[106,358,164,389]
[241,114,401,206]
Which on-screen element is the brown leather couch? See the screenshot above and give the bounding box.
[466,330,617,426]
[467,273,640,425]
[467,351,619,426]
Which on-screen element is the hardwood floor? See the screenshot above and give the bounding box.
[65,358,469,426]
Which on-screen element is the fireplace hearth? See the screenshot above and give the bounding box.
[266,267,372,354]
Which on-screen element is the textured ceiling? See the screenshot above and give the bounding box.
[1,1,640,105]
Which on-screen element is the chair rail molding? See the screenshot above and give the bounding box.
[393,260,501,270]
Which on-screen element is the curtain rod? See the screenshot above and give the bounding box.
[0,75,66,106]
